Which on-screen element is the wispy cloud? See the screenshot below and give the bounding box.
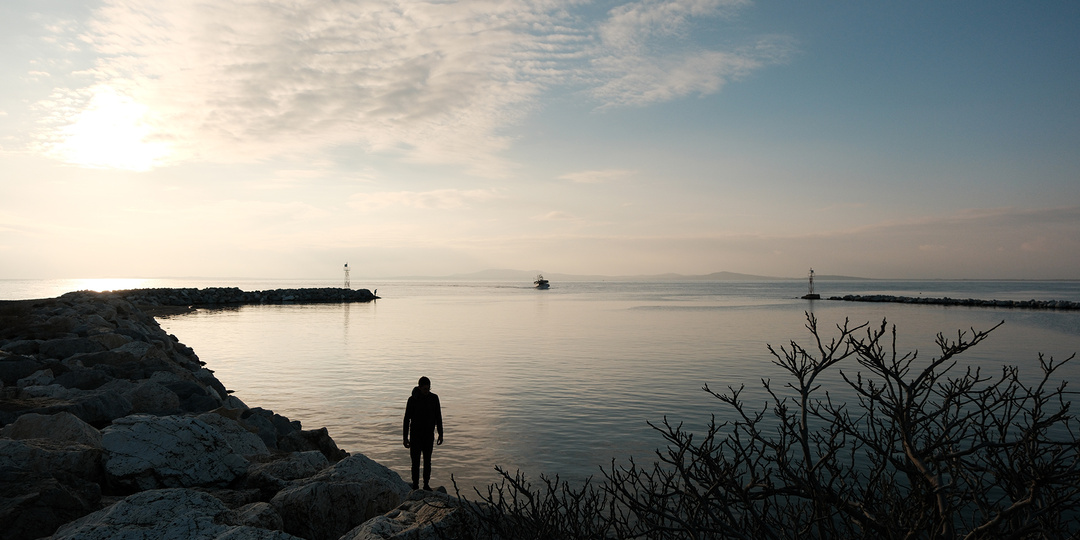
[349,189,501,210]
[558,169,635,183]
[589,0,793,107]
[31,0,789,172]
[534,210,578,221]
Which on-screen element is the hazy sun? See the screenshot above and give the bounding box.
[49,86,172,172]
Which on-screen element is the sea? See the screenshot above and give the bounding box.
[3,278,1080,494]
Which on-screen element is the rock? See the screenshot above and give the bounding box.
[38,338,106,360]
[101,414,249,491]
[341,490,480,540]
[124,380,181,414]
[0,355,43,385]
[250,451,329,482]
[197,412,270,456]
[196,367,230,400]
[163,379,222,413]
[0,438,104,482]
[0,411,102,447]
[239,409,290,449]
[54,369,113,391]
[0,340,41,355]
[0,469,102,540]
[278,427,348,463]
[62,389,134,427]
[51,488,304,540]
[88,332,132,350]
[16,383,68,399]
[228,501,284,531]
[16,368,53,388]
[271,454,410,540]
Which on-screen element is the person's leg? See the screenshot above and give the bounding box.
[410,444,422,489]
[421,438,434,489]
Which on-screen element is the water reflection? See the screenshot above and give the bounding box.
[157,281,1080,493]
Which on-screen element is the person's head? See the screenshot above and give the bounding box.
[418,376,431,393]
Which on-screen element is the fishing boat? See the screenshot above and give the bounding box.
[534,274,550,289]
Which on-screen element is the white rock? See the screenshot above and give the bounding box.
[101,414,248,490]
[342,491,479,540]
[51,488,304,540]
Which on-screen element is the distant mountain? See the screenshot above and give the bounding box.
[380,269,872,281]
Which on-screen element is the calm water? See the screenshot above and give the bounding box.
[4,279,1080,493]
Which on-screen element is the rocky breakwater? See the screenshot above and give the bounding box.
[114,287,378,310]
[828,294,1080,310]
[0,292,480,540]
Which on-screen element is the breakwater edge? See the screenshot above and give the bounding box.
[828,294,1080,310]
[0,289,480,540]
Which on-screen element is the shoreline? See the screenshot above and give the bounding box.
[0,289,474,540]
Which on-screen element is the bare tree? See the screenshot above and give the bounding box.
[460,314,1080,539]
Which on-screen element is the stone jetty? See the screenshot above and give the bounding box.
[112,287,378,309]
[827,294,1080,310]
[0,291,478,540]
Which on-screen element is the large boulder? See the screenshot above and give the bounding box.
[244,451,330,500]
[197,411,269,456]
[58,388,134,427]
[0,439,103,482]
[50,488,303,540]
[341,490,480,540]
[101,414,248,491]
[0,411,102,447]
[270,454,411,540]
[250,451,329,482]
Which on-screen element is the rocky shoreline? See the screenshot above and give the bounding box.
[110,287,379,311]
[828,294,1080,310]
[0,290,477,540]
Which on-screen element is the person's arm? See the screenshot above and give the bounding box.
[435,395,444,445]
[402,398,412,448]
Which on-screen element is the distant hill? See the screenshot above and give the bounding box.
[380,269,872,281]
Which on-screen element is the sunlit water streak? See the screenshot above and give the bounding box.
[4,279,1080,493]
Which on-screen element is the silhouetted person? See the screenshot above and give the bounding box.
[402,376,443,490]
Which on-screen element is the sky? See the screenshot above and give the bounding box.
[1,0,1078,280]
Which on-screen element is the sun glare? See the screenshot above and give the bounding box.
[49,87,171,172]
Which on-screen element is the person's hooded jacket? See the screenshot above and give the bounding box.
[403,386,443,441]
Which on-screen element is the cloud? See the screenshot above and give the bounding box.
[558,169,634,183]
[534,210,578,220]
[30,0,789,172]
[349,189,501,210]
[589,0,793,107]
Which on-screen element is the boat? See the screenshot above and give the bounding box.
[802,268,820,299]
[534,274,550,289]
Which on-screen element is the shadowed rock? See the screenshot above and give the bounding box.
[271,454,411,540]
[0,411,102,447]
